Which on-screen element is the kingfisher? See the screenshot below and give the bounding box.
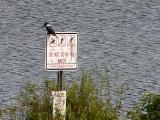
[41,22,58,38]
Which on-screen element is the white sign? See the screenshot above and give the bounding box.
[45,32,78,70]
[52,90,66,119]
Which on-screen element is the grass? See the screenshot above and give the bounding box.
[1,68,160,119]
[0,68,128,120]
[17,69,122,120]
[66,69,118,120]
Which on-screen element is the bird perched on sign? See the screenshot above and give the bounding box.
[41,22,58,38]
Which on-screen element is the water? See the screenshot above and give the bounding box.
[0,0,160,109]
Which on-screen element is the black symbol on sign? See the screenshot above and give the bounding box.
[49,38,57,47]
[59,36,66,46]
[68,35,75,46]
[69,36,74,43]
[61,37,64,43]
[50,39,55,44]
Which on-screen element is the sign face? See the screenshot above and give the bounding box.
[45,32,78,70]
[52,91,66,119]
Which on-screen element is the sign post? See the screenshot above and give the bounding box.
[57,70,63,90]
[45,32,78,119]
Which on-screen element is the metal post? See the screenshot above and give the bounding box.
[57,71,63,90]
[60,71,63,90]
[57,71,60,90]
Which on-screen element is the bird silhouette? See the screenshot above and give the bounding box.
[42,22,58,38]
[69,36,75,43]
[50,38,56,43]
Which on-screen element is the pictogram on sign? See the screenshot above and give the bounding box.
[45,32,78,71]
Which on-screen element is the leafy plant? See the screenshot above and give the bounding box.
[0,109,1,117]
[18,80,56,120]
[130,93,160,120]
[66,69,118,120]
[1,68,128,120]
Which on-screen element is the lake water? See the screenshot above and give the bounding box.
[0,0,160,110]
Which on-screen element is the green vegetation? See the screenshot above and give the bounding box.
[130,93,160,120]
[0,68,159,120]
[66,69,118,120]
[0,106,16,119]
[17,69,123,120]
[18,80,55,120]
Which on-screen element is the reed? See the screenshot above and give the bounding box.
[0,68,129,120]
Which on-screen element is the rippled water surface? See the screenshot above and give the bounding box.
[0,0,160,109]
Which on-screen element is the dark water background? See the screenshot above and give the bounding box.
[0,0,160,110]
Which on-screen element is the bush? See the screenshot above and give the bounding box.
[130,93,160,120]
[0,68,127,120]
[66,69,118,120]
[18,80,56,120]
[18,69,122,120]
[0,109,1,117]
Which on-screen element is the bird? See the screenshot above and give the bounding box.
[69,36,75,43]
[50,38,56,45]
[41,22,58,38]
[60,37,64,43]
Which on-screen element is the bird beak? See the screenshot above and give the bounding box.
[41,23,46,28]
[41,25,45,28]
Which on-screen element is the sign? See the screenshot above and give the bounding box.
[52,91,66,119]
[45,32,78,70]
